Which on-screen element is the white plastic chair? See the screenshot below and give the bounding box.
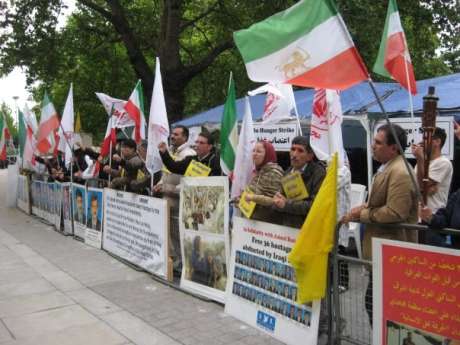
[348,183,367,259]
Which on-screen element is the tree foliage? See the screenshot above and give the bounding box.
[0,0,458,142]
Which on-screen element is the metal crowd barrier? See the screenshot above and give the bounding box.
[327,222,460,345]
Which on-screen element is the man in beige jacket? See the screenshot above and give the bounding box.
[342,123,418,326]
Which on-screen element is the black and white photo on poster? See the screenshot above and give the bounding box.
[179,177,229,303]
[225,217,321,345]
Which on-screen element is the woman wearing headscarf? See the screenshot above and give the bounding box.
[244,140,283,223]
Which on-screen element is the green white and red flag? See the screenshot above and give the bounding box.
[124,80,146,144]
[0,112,11,161]
[220,73,238,176]
[37,92,60,154]
[373,0,416,94]
[233,0,368,90]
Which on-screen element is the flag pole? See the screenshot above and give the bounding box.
[293,97,303,136]
[403,55,417,144]
[367,78,422,202]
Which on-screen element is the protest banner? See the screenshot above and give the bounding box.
[373,239,460,345]
[54,182,62,230]
[374,116,455,159]
[85,187,103,248]
[253,122,298,151]
[72,184,87,239]
[61,183,73,235]
[103,189,168,278]
[225,217,321,345]
[17,175,30,214]
[179,177,230,303]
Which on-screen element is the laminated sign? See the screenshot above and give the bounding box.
[239,189,256,219]
[184,160,211,177]
[282,172,308,200]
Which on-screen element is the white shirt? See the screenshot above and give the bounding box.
[415,155,453,212]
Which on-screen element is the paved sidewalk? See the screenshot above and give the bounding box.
[0,170,283,345]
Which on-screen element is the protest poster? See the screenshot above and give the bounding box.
[374,116,454,160]
[72,184,87,239]
[103,189,168,278]
[17,175,30,214]
[85,187,103,248]
[53,182,63,231]
[253,122,298,151]
[373,239,460,345]
[31,180,40,217]
[179,177,229,303]
[61,183,73,235]
[225,217,321,345]
[45,182,56,224]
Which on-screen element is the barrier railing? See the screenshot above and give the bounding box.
[328,222,460,345]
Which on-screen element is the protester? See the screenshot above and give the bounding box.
[411,127,453,246]
[272,136,326,228]
[420,188,460,249]
[153,125,196,274]
[129,140,161,195]
[158,132,221,176]
[243,140,283,223]
[342,123,418,326]
[104,139,144,191]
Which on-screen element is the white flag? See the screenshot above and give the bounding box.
[231,97,256,199]
[95,92,135,128]
[23,104,38,135]
[310,89,346,166]
[146,57,169,175]
[249,83,296,124]
[58,84,74,167]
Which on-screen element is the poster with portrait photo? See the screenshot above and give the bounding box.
[54,182,63,231]
[179,176,229,303]
[62,183,73,235]
[17,175,30,214]
[72,184,87,239]
[85,187,103,248]
[225,217,321,345]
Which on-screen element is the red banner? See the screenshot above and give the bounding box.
[382,244,460,343]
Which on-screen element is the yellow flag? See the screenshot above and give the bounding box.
[287,154,337,303]
[75,112,82,133]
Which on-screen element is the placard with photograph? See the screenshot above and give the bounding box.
[72,184,87,239]
[225,217,321,345]
[85,187,103,248]
[179,176,230,303]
